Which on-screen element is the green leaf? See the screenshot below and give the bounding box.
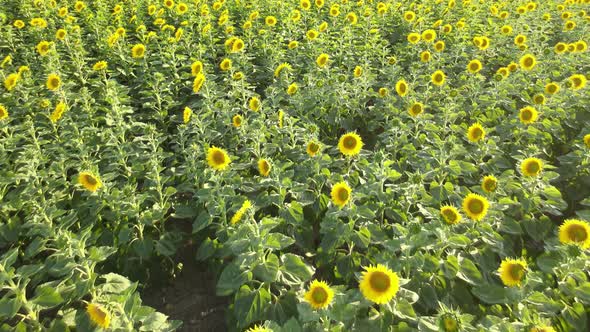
[252,253,279,283]
[234,287,271,328]
[457,258,483,285]
[192,211,211,234]
[196,237,216,261]
[31,286,64,308]
[101,273,132,294]
[393,298,417,320]
[447,235,470,248]
[280,254,314,285]
[216,263,251,296]
[263,233,295,250]
[574,283,590,305]
[283,201,304,224]
[471,285,509,304]
[0,296,21,320]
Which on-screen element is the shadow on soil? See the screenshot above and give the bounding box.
[142,247,228,332]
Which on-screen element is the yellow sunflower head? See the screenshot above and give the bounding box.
[46,73,61,91]
[353,66,363,78]
[438,312,461,332]
[206,146,231,171]
[131,43,146,58]
[407,32,420,44]
[533,93,545,105]
[559,219,590,249]
[191,61,203,76]
[584,134,590,148]
[36,40,52,56]
[568,74,587,91]
[408,102,424,117]
[258,159,271,177]
[529,325,556,332]
[87,303,110,329]
[93,61,108,71]
[520,157,543,177]
[232,114,243,128]
[0,104,9,121]
[434,40,445,52]
[440,205,462,225]
[462,193,489,221]
[545,82,560,95]
[316,53,329,68]
[498,258,527,287]
[193,73,206,93]
[219,58,232,71]
[338,132,363,157]
[306,141,321,157]
[431,70,446,86]
[519,54,537,71]
[421,29,436,43]
[467,123,485,142]
[287,83,298,96]
[420,51,431,62]
[248,97,261,112]
[183,107,192,124]
[78,171,102,192]
[359,264,399,304]
[303,280,334,309]
[481,175,498,193]
[245,324,272,332]
[467,59,482,74]
[395,79,408,97]
[331,181,351,207]
[519,106,539,124]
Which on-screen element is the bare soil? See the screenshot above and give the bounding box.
[142,249,228,332]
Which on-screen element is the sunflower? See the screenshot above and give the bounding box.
[440,205,462,225]
[378,88,388,97]
[56,29,67,40]
[231,38,245,52]
[206,146,231,171]
[331,182,351,207]
[514,34,527,46]
[36,40,51,56]
[278,110,284,128]
[346,12,358,25]
[287,83,298,95]
[467,59,482,74]
[519,106,538,124]
[554,42,567,54]
[316,53,329,67]
[50,102,67,123]
[306,29,319,40]
[193,73,205,93]
[403,11,416,22]
[359,264,399,304]
[533,93,546,105]
[558,219,590,249]
[0,104,8,121]
[46,74,61,91]
[584,134,590,148]
[519,54,537,71]
[131,43,146,58]
[191,61,203,76]
[467,123,485,142]
[575,41,587,53]
[482,175,498,193]
[338,132,363,157]
[265,16,277,26]
[232,114,243,128]
[13,20,25,29]
[306,141,321,157]
[4,73,19,91]
[304,280,334,309]
[529,326,556,332]
[274,62,292,78]
[407,32,420,44]
[353,66,363,78]
[498,258,527,287]
[245,325,272,332]
[248,97,261,112]
[288,41,299,49]
[421,29,436,43]
[183,107,192,124]
[258,159,271,177]
[408,102,424,117]
[78,171,102,192]
[544,82,560,95]
[434,40,445,52]
[568,74,587,90]
[219,58,232,71]
[75,1,86,12]
[501,25,513,35]
[395,79,409,97]
[230,199,251,225]
[87,303,110,328]
[420,51,431,62]
[93,61,108,71]
[438,312,461,332]
[431,70,446,86]
[462,193,489,221]
[520,157,543,177]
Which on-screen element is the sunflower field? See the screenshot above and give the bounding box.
[1,0,590,331]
